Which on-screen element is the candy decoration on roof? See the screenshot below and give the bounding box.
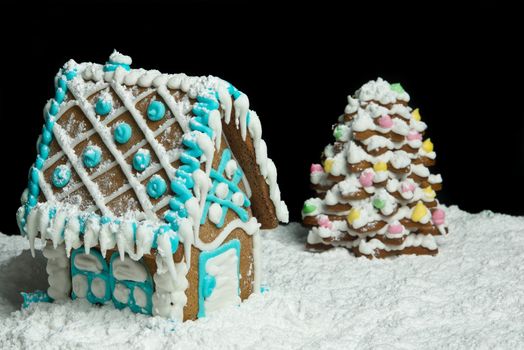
[302,78,448,258]
[16,51,288,322]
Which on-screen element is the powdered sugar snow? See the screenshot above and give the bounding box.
[1,206,524,349]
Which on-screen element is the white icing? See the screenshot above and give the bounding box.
[356,77,410,104]
[208,203,223,225]
[113,283,129,304]
[203,247,241,314]
[112,257,148,282]
[72,274,88,299]
[390,151,411,169]
[109,50,132,65]
[74,253,102,273]
[43,242,71,300]
[344,96,359,114]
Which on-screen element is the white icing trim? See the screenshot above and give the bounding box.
[43,242,71,300]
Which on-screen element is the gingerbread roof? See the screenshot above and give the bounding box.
[17,51,288,258]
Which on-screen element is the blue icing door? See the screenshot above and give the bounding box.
[71,247,111,304]
[109,252,153,315]
[198,239,241,318]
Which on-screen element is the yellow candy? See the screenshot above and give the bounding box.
[412,108,421,121]
[411,201,428,222]
[373,162,388,172]
[423,186,436,199]
[347,208,361,225]
[324,159,334,173]
[422,138,434,153]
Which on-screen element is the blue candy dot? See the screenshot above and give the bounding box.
[29,181,40,197]
[27,195,37,207]
[35,156,45,170]
[164,210,177,223]
[52,165,71,188]
[42,127,53,144]
[95,98,112,116]
[114,122,132,144]
[58,78,67,93]
[55,88,65,104]
[82,146,102,168]
[132,149,151,172]
[49,100,59,116]
[65,69,77,80]
[100,216,111,224]
[30,167,39,183]
[45,114,55,131]
[146,175,167,199]
[39,143,50,159]
[147,100,166,122]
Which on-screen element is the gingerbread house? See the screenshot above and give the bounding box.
[16,51,288,320]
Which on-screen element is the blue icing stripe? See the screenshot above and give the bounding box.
[23,64,78,220]
[147,100,166,121]
[227,84,242,100]
[114,122,132,144]
[103,61,131,72]
[95,98,112,116]
[82,146,102,168]
[200,149,251,228]
[146,175,167,199]
[52,165,71,188]
[21,290,52,309]
[202,275,216,298]
[198,239,241,318]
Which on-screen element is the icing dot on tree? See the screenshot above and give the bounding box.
[114,122,132,144]
[52,164,72,188]
[146,175,167,199]
[147,100,166,122]
[133,149,151,172]
[82,145,102,168]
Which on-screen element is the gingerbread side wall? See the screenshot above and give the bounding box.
[221,100,279,229]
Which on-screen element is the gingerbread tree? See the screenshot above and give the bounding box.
[302,78,448,258]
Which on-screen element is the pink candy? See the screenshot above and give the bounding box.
[388,223,404,234]
[359,170,375,187]
[401,181,416,193]
[378,114,393,128]
[317,215,333,229]
[407,130,422,141]
[432,209,446,225]
[310,163,323,174]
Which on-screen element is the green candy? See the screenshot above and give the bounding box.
[373,198,385,210]
[302,203,317,214]
[333,126,343,141]
[390,83,405,94]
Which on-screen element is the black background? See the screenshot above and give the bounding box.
[1,1,522,235]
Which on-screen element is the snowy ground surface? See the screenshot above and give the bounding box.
[1,206,524,349]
